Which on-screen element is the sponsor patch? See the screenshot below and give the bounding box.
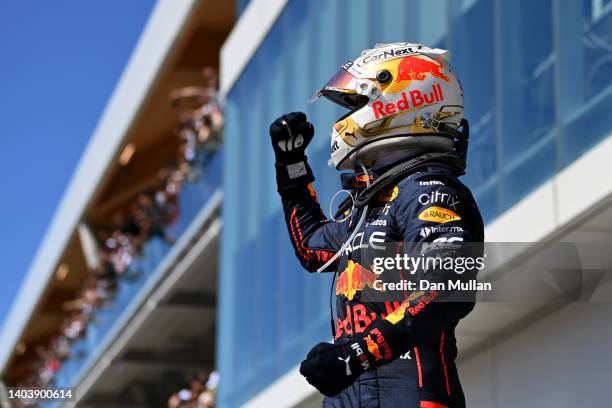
[419,180,444,186]
[418,206,461,224]
[364,335,383,361]
[286,162,307,179]
[418,190,460,210]
[419,225,463,238]
[350,342,371,371]
[378,186,399,202]
[307,182,318,199]
[359,47,415,65]
[372,84,445,119]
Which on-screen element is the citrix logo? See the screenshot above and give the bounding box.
[418,190,460,210]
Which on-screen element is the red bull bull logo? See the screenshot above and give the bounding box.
[367,328,393,361]
[378,55,451,94]
[396,55,449,83]
[364,335,383,361]
[336,261,380,300]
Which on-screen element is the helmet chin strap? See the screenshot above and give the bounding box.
[316,161,370,273]
[371,147,427,170]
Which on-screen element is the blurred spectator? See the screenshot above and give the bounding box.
[16,65,222,394]
[168,371,218,408]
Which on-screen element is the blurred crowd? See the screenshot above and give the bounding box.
[167,371,219,408]
[13,68,222,405]
[171,66,223,175]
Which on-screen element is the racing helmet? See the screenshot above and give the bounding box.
[312,42,465,170]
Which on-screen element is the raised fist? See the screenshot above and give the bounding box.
[269,112,314,164]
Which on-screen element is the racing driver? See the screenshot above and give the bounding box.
[269,43,484,407]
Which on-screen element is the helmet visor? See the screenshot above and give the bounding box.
[321,67,355,92]
[310,67,370,111]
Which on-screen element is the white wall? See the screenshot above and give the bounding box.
[460,303,612,407]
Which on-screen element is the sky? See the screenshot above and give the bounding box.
[0,1,156,326]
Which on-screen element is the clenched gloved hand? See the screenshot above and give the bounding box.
[299,342,363,397]
[269,112,315,190]
[300,320,404,397]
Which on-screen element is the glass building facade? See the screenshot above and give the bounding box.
[219,0,612,406]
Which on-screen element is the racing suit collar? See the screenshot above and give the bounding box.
[340,172,375,191]
[340,154,426,192]
[334,152,465,219]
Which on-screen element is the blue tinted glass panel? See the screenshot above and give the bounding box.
[497,0,556,210]
[370,0,408,44]
[557,0,612,164]
[449,0,498,221]
[410,0,447,46]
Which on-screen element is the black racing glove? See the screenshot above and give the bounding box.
[300,320,405,397]
[299,342,361,397]
[269,112,315,190]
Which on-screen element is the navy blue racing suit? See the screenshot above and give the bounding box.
[277,158,484,408]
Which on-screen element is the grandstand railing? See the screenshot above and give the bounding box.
[46,150,222,404]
